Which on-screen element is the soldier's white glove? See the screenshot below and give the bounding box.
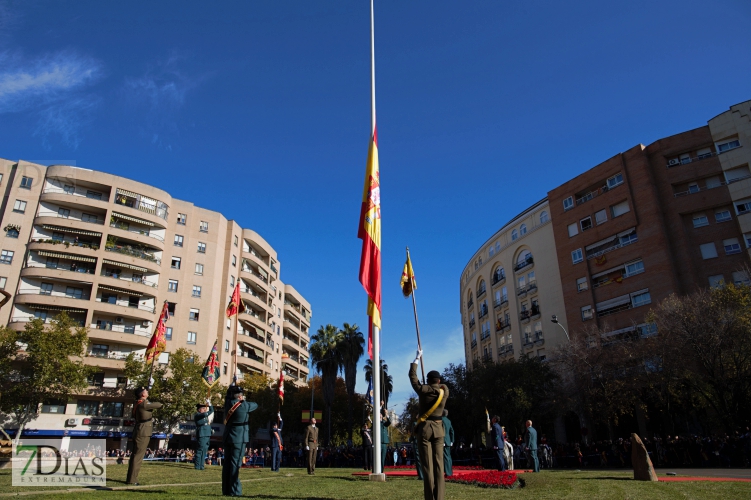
[277,412,280,418]
[306,446,309,450]
[206,398,211,405]
[149,377,155,387]
[413,350,422,364]
[451,443,453,446]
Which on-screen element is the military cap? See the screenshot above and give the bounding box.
[134,386,147,398]
[228,385,244,395]
[427,370,441,381]
[196,403,209,409]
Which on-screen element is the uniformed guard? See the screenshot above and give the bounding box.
[409,350,449,500]
[410,422,423,480]
[222,386,257,497]
[126,386,163,485]
[379,407,391,471]
[303,417,319,475]
[270,412,283,472]
[442,409,454,476]
[193,398,214,470]
[361,423,373,471]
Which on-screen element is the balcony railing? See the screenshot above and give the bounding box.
[101,271,158,289]
[491,273,505,285]
[87,351,140,361]
[514,256,534,272]
[480,331,491,341]
[587,235,638,260]
[105,245,160,264]
[109,222,165,242]
[479,308,488,318]
[523,339,534,349]
[498,345,513,356]
[597,302,632,318]
[468,319,475,328]
[575,183,617,207]
[92,322,150,336]
[531,304,541,318]
[17,288,91,300]
[11,316,85,326]
[496,320,510,332]
[30,238,100,250]
[494,298,508,309]
[481,353,492,362]
[477,288,486,298]
[25,261,95,275]
[467,300,474,309]
[243,267,268,284]
[42,187,110,202]
[534,332,544,345]
[520,310,531,322]
[94,298,156,313]
[470,339,477,348]
[47,213,105,225]
[114,190,169,220]
[666,151,717,168]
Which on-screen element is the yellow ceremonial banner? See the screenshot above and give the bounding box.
[400,253,416,297]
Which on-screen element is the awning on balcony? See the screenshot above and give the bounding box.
[102,259,148,273]
[586,235,618,251]
[42,225,102,237]
[595,294,630,312]
[97,284,143,297]
[116,188,140,199]
[30,305,86,314]
[239,342,264,359]
[591,264,624,279]
[38,251,96,263]
[111,212,154,227]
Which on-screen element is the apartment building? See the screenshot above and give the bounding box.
[460,199,569,368]
[0,160,311,445]
[549,122,748,339]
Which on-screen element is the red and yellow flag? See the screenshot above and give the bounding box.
[226,282,246,318]
[400,253,416,297]
[358,127,382,359]
[279,353,289,404]
[145,301,169,362]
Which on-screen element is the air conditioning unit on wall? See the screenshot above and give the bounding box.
[668,158,680,166]
[66,418,78,426]
[116,317,124,323]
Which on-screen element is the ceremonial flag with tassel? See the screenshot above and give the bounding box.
[358,127,382,360]
[145,301,169,362]
[366,378,374,406]
[278,353,289,404]
[400,253,416,297]
[226,282,246,317]
[202,340,221,389]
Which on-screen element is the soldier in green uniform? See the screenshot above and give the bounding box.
[409,350,449,500]
[126,386,163,485]
[193,398,213,470]
[441,409,454,476]
[378,407,391,470]
[222,386,257,497]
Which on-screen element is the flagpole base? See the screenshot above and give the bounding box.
[368,473,386,482]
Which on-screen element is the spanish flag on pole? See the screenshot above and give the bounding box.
[145,301,169,362]
[358,127,382,360]
[400,253,416,297]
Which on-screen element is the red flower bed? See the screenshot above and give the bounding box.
[385,465,484,470]
[446,470,524,489]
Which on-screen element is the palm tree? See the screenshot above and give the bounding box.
[338,323,364,443]
[310,324,343,446]
[364,358,394,408]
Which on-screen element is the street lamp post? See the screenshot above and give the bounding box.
[551,315,570,342]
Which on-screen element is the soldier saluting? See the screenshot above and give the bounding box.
[222,385,257,497]
[126,386,163,485]
[409,350,449,500]
[193,398,214,470]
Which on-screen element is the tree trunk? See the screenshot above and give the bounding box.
[12,406,31,448]
[347,390,353,444]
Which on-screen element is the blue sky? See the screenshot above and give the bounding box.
[0,0,749,412]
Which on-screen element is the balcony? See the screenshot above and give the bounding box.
[105,244,161,265]
[481,352,492,363]
[528,282,538,294]
[17,288,91,301]
[587,231,638,261]
[531,304,541,320]
[109,220,165,247]
[517,286,527,297]
[468,319,475,328]
[494,297,508,309]
[523,339,534,349]
[467,300,474,310]
[514,256,534,272]
[534,332,544,345]
[22,262,95,281]
[88,322,151,346]
[470,339,477,348]
[575,183,613,207]
[498,345,513,357]
[477,288,486,299]
[491,273,506,286]
[101,270,158,290]
[42,186,111,203]
[237,353,267,373]
[666,151,717,168]
[520,310,531,323]
[480,331,491,341]
[479,307,488,319]
[114,188,169,221]
[496,320,510,332]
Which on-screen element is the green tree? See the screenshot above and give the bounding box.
[310,324,343,446]
[0,314,92,446]
[364,358,393,408]
[239,372,276,436]
[338,322,364,443]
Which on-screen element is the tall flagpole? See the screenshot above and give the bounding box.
[232,307,239,385]
[406,248,426,384]
[370,0,383,480]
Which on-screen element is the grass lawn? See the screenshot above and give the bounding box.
[0,463,749,499]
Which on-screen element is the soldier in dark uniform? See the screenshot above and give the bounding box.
[222,386,257,497]
[411,422,423,480]
[270,412,283,472]
[442,409,454,476]
[409,350,449,500]
[126,387,163,485]
[361,423,373,471]
[379,407,391,471]
[193,398,213,470]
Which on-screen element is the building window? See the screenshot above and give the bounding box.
[174,234,184,247]
[5,227,19,238]
[165,327,173,341]
[699,242,718,260]
[200,221,209,232]
[171,256,181,269]
[167,302,176,317]
[563,196,574,211]
[65,286,83,299]
[177,213,186,225]
[0,277,6,289]
[715,210,731,223]
[736,199,751,215]
[732,271,750,286]
[0,250,14,264]
[12,200,26,213]
[693,214,709,228]
[226,318,231,329]
[488,245,495,257]
[230,275,235,287]
[58,208,70,218]
[688,183,700,194]
[168,280,178,292]
[611,200,630,218]
[189,308,200,321]
[624,260,645,277]
[232,255,237,267]
[76,400,99,416]
[576,277,588,292]
[234,235,239,246]
[631,291,651,308]
[86,190,102,200]
[580,216,593,231]
[520,224,527,236]
[708,275,725,288]
[745,233,751,248]
[20,176,33,189]
[571,248,583,264]
[581,305,593,321]
[716,138,741,153]
[82,213,98,223]
[511,229,518,241]
[195,263,204,275]
[706,176,722,189]
[595,209,607,225]
[225,340,230,352]
[724,238,742,255]
[568,223,578,237]
[187,331,197,344]
[607,173,624,189]
[197,242,206,253]
[540,211,549,224]
[223,363,228,375]
[40,282,53,295]
[101,402,124,417]
[192,285,201,297]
